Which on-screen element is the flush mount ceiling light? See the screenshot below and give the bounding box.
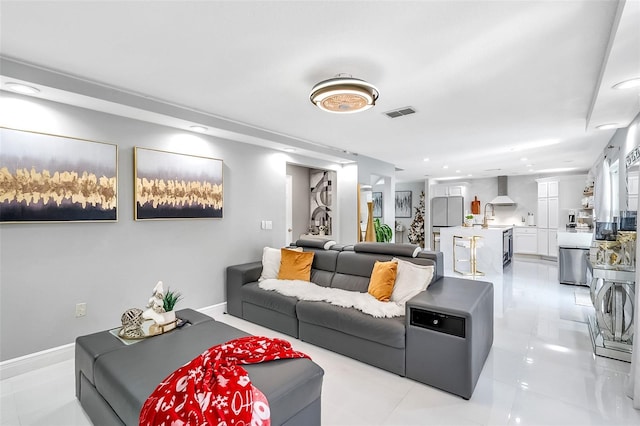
[612,77,640,90]
[310,74,379,113]
[4,82,40,95]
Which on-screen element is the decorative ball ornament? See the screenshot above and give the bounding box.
[120,308,144,339]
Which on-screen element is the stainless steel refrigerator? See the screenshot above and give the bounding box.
[431,196,464,250]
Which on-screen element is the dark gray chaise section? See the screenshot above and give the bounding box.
[226,241,493,399]
[76,308,324,425]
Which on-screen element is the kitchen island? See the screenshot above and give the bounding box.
[440,226,512,276]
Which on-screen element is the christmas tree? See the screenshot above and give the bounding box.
[408,191,425,247]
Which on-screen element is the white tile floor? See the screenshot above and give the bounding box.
[2,256,639,425]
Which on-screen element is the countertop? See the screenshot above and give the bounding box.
[452,225,513,231]
[562,227,593,233]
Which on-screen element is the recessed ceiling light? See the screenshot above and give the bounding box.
[189,125,208,132]
[520,157,528,161]
[4,82,40,94]
[612,77,640,90]
[596,123,620,130]
[443,165,449,169]
[526,164,533,167]
[467,174,472,177]
[283,148,296,153]
[455,170,461,173]
[423,158,430,162]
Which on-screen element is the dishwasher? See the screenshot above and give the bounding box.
[558,246,590,286]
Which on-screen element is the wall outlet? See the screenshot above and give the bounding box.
[75,302,87,317]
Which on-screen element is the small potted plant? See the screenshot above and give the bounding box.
[161,287,183,324]
[464,214,474,227]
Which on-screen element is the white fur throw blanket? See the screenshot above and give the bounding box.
[258,279,405,318]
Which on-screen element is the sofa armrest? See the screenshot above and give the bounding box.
[405,276,493,317]
[417,250,444,282]
[226,261,263,317]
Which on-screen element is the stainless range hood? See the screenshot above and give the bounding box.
[490,176,516,205]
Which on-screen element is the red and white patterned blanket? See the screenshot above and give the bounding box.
[139,336,310,426]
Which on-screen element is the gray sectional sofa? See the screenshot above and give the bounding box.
[226,241,494,399]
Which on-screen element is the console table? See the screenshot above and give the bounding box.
[586,260,635,362]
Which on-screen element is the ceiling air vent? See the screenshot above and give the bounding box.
[384,106,416,118]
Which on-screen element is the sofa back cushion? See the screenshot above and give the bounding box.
[299,248,340,287]
[332,251,391,292]
[331,250,438,293]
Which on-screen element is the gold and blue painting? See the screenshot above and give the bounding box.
[134,147,223,220]
[0,127,118,223]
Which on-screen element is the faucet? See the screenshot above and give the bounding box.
[482,203,495,228]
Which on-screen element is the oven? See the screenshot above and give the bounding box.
[503,228,513,266]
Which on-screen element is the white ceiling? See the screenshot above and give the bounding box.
[1,0,639,182]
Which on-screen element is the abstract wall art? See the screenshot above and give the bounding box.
[395,190,412,218]
[134,147,223,220]
[0,127,118,223]
[372,192,382,218]
[310,169,335,235]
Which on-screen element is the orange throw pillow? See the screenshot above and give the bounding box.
[367,261,398,302]
[278,249,315,281]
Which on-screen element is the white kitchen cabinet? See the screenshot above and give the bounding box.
[548,197,559,228]
[537,181,559,198]
[549,229,558,257]
[536,196,558,229]
[537,228,558,257]
[537,198,548,228]
[514,227,538,254]
[538,229,548,256]
[536,180,559,257]
[432,184,466,198]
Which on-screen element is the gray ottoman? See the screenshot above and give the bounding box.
[75,309,324,425]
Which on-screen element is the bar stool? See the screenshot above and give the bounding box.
[453,235,484,276]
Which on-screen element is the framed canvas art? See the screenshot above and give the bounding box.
[0,127,118,223]
[372,192,382,218]
[134,147,223,220]
[395,191,412,218]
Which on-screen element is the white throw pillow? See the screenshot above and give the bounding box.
[258,246,303,281]
[390,257,434,304]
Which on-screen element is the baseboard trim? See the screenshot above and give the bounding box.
[197,302,227,319]
[0,302,228,380]
[0,343,75,380]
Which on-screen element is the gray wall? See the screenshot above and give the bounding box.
[0,93,366,360]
